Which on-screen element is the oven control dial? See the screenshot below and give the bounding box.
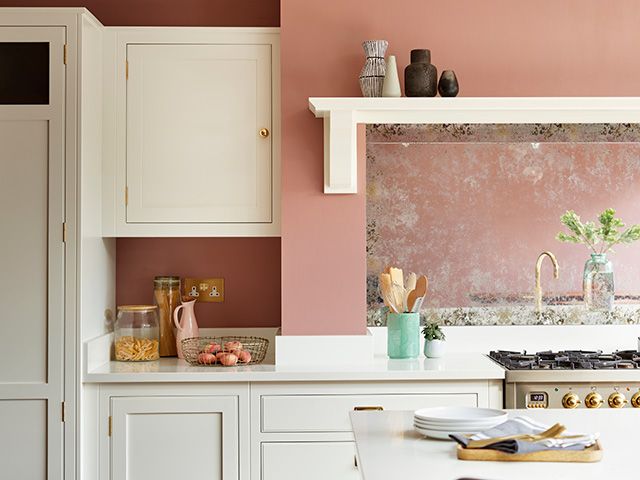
[608,392,627,408]
[631,392,640,408]
[584,392,603,409]
[562,392,580,409]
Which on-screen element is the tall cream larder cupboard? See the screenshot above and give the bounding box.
[0,8,107,480]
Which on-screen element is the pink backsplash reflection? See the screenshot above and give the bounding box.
[367,138,640,310]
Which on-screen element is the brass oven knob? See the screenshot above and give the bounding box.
[259,128,270,138]
[608,392,628,408]
[631,392,640,408]
[584,392,603,409]
[562,392,580,409]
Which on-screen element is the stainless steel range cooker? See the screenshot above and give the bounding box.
[490,350,640,409]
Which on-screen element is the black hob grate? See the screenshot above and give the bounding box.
[489,349,640,370]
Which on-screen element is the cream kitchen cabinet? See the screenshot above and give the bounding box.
[250,380,501,480]
[102,28,280,236]
[99,384,250,480]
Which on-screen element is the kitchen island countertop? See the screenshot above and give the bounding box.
[351,409,636,479]
[84,353,505,383]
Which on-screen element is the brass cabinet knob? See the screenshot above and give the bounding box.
[259,127,270,138]
[562,392,580,409]
[584,392,603,409]
[631,392,640,408]
[608,392,627,408]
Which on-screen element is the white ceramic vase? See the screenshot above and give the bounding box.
[382,55,401,97]
[424,339,446,358]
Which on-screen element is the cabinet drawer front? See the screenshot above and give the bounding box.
[261,393,477,432]
[262,442,359,480]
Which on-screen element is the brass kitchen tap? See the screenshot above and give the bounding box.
[535,251,559,313]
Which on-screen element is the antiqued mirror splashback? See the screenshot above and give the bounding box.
[366,124,640,326]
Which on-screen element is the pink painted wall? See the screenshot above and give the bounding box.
[281,0,640,335]
[0,0,279,26]
[116,238,281,328]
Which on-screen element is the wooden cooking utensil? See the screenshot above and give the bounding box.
[404,272,417,311]
[407,275,428,312]
[379,273,399,313]
[388,267,405,310]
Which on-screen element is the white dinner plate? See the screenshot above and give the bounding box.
[414,406,508,425]
[412,420,490,432]
[414,424,469,441]
[413,416,506,431]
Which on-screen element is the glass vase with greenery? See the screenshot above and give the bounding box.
[556,209,640,311]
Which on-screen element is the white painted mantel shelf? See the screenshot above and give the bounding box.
[308,97,640,193]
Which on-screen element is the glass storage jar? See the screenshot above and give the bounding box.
[153,276,181,357]
[114,305,160,361]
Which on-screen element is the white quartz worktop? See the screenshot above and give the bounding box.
[351,409,636,479]
[83,353,505,383]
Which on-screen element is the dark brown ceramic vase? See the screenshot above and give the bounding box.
[404,49,438,97]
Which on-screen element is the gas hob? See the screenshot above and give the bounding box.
[489,350,640,409]
[490,349,640,370]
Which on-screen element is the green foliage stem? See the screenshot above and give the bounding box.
[556,209,640,254]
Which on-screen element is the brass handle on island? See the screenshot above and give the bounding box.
[259,127,270,138]
[353,406,384,411]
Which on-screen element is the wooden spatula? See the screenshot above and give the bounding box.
[407,275,428,312]
[379,273,399,313]
[404,272,417,311]
[388,267,405,311]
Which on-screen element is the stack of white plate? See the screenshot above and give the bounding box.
[413,406,508,440]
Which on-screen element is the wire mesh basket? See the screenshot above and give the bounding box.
[181,336,269,366]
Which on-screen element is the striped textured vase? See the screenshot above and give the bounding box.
[359,40,388,97]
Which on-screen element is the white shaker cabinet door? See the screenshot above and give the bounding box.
[126,43,272,224]
[0,25,66,480]
[111,396,239,480]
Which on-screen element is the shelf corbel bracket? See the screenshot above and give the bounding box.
[321,109,358,194]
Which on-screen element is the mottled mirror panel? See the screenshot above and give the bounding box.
[366,124,640,326]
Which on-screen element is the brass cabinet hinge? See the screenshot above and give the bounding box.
[63,44,67,65]
[125,60,129,80]
[62,222,67,243]
[61,401,65,422]
[108,416,112,436]
[125,186,128,206]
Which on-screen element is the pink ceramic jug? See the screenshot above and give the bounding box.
[173,297,199,359]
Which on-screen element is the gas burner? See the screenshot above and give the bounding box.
[489,349,640,370]
[615,350,640,361]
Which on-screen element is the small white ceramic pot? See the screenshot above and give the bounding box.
[424,339,446,358]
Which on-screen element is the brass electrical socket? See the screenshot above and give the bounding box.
[183,278,224,303]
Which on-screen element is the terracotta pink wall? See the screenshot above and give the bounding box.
[281,0,640,335]
[0,0,279,26]
[116,238,281,328]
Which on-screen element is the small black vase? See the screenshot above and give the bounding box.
[438,70,459,97]
[404,49,438,97]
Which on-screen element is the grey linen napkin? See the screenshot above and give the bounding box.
[450,416,596,454]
